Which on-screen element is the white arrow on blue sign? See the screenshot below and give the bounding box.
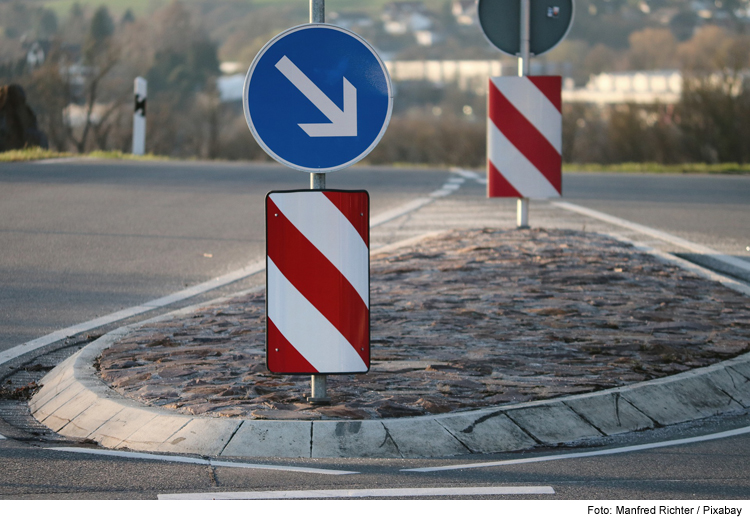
[244,24,393,173]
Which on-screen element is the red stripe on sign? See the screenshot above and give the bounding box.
[267,318,318,373]
[489,82,562,194]
[267,198,369,359]
[323,191,369,247]
[528,76,562,113]
[487,161,523,198]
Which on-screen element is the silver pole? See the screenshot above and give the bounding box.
[311,172,325,189]
[310,0,324,24]
[308,0,330,404]
[517,0,530,228]
[519,0,530,76]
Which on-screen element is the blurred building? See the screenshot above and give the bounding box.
[563,70,683,104]
[384,60,504,94]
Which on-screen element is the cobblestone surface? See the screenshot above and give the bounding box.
[97,228,750,421]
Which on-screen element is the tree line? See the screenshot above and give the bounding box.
[1,2,750,166]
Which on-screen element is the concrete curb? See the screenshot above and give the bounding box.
[30,324,750,458]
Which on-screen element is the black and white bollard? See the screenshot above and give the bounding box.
[133,77,147,156]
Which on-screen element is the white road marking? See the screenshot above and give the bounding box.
[0,260,265,367]
[553,201,750,273]
[0,175,462,368]
[451,169,488,184]
[158,486,554,500]
[46,447,357,475]
[403,425,750,473]
[32,157,80,164]
[606,232,750,297]
[0,433,7,440]
[370,197,434,226]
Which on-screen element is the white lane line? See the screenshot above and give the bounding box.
[32,157,80,164]
[451,168,486,184]
[450,168,480,179]
[0,433,7,440]
[606,232,750,297]
[370,197,433,227]
[553,201,750,273]
[0,260,265,367]
[403,425,750,473]
[158,486,555,500]
[371,174,466,226]
[46,447,357,475]
[1,176,461,368]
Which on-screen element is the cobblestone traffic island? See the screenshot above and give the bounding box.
[97,228,750,421]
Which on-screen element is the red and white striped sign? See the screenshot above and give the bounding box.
[266,190,369,374]
[487,76,562,198]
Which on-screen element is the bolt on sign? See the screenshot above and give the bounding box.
[266,190,370,374]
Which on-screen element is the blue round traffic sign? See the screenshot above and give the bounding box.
[244,24,393,173]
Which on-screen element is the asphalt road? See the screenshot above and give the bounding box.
[1,160,749,504]
[0,160,448,351]
[562,172,750,257]
[1,412,749,500]
[2,162,748,353]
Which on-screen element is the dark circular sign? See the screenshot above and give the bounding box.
[478,0,574,57]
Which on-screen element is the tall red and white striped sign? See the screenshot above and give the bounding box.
[487,76,562,198]
[266,190,369,374]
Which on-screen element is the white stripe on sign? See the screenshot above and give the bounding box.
[270,192,369,307]
[488,122,560,197]
[403,425,750,473]
[491,76,561,153]
[267,259,367,373]
[158,486,555,500]
[47,447,356,475]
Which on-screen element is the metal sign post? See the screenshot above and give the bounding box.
[518,0,531,228]
[247,0,391,405]
[309,0,327,403]
[478,0,573,228]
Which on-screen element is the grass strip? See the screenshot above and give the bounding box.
[563,162,750,174]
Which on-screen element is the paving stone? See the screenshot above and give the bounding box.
[157,418,242,456]
[35,382,84,424]
[311,420,401,458]
[504,402,604,444]
[706,368,750,407]
[728,361,750,381]
[222,421,311,458]
[382,417,472,457]
[89,407,161,448]
[564,391,655,435]
[113,414,192,451]
[57,398,125,440]
[437,410,538,453]
[39,388,98,433]
[620,374,745,426]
